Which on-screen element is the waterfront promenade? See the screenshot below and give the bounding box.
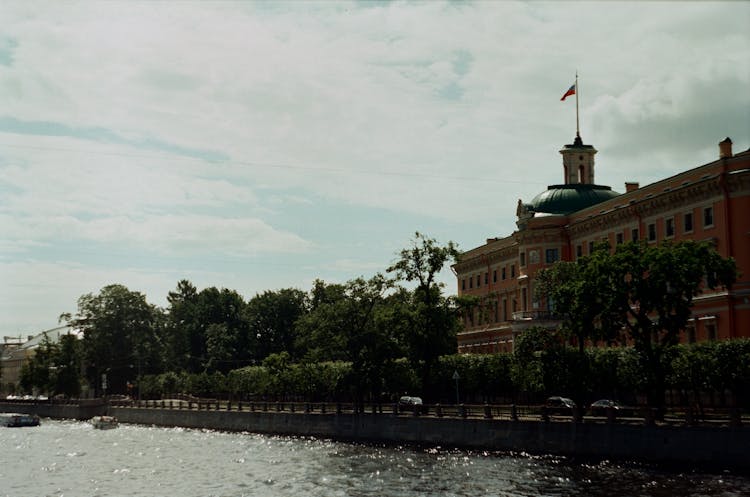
[2,397,749,471]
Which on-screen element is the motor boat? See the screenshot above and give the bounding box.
[90,415,118,429]
[0,413,40,427]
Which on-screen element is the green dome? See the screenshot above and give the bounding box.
[529,184,620,215]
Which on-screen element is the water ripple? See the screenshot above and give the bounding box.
[1,420,749,497]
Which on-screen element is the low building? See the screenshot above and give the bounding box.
[453,135,750,354]
[1,326,82,395]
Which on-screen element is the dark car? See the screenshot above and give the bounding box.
[589,399,625,416]
[398,396,424,414]
[545,396,576,415]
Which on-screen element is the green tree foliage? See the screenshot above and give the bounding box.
[195,287,248,373]
[19,333,57,395]
[65,284,161,395]
[163,283,249,374]
[205,323,237,374]
[387,232,460,397]
[534,248,621,352]
[536,241,737,410]
[54,334,82,397]
[163,280,200,372]
[436,353,514,403]
[511,327,556,395]
[295,275,401,401]
[587,347,625,401]
[19,332,82,397]
[708,339,750,405]
[245,288,308,362]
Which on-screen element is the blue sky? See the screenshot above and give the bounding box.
[1,1,749,334]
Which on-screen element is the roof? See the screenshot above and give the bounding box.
[19,326,83,350]
[529,184,621,215]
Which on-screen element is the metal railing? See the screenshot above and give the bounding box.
[1,398,745,427]
[104,399,746,427]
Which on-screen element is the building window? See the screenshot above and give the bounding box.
[687,326,696,344]
[684,212,693,233]
[665,217,675,238]
[493,270,497,283]
[502,298,507,321]
[469,277,473,289]
[494,301,498,323]
[706,323,717,341]
[648,223,657,242]
[529,250,540,264]
[484,272,488,285]
[576,245,583,258]
[631,228,639,242]
[511,264,515,278]
[521,288,527,311]
[588,241,595,254]
[520,252,526,267]
[461,279,465,290]
[501,267,506,280]
[545,248,559,263]
[616,232,624,245]
[476,275,481,287]
[703,206,714,228]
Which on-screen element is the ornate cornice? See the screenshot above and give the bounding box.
[455,238,518,273]
[568,176,728,236]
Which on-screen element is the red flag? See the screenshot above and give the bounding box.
[561,83,576,101]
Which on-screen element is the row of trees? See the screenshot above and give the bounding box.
[22,233,461,401]
[134,337,750,409]
[16,237,740,410]
[534,240,737,412]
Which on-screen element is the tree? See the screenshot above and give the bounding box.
[54,333,82,397]
[64,284,160,395]
[163,279,200,372]
[535,245,622,353]
[170,285,249,373]
[537,240,737,411]
[295,275,400,402]
[19,333,57,395]
[245,288,308,362]
[387,232,461,398]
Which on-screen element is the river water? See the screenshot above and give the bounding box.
[1,419,748,497]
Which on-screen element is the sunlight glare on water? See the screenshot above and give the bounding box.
[1,419,748,497]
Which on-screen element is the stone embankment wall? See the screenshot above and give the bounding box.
[2,401,747,470]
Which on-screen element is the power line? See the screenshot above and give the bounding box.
[0,141,549,187]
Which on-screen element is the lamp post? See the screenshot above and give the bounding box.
[452,370,460,405]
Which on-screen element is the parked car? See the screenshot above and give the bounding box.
[589,399,637,416]
[545,396,576,415]
[398,396,424,413]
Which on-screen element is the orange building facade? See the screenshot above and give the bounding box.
[453,135,750,354]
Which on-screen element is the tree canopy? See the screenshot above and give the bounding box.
[536,240,737,409]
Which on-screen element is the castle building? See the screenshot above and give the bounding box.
[453,134,750,354]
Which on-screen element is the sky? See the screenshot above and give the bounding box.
[1,1,749,335]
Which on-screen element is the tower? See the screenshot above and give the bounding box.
[560,133,597,185]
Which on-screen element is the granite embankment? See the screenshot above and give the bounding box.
[2,400,748,471]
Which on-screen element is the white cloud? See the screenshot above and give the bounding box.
[0,1,747,331]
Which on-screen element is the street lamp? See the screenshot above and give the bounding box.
[452,370,460,405]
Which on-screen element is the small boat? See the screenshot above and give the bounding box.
[90,415,118,429]
[0,413,40,427]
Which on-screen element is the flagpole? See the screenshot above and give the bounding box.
[576,71,581,136]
